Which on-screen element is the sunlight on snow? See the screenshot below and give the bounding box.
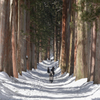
[0,59,100,100]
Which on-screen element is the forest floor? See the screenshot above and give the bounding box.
[0,60,100,100]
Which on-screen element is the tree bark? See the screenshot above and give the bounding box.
[16,0,22,75]
[89,21,97,82]
[47,39,50,60]
[54,26,57,61]
[26,0,30,70]
[95,19,100,84]
[75,0,84,80]
[39,40,42,62]
[66,0,71,72]
[60,0,67,74]
[74,0,77,77]
[34,44,37,69]
[12,0,18,78]
[20,0,27,71]
[0,0,6,71]
[70,0,75,75]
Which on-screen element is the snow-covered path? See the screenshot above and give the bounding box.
[0,60,100,100]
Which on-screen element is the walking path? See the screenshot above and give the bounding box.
[0,60,100,100]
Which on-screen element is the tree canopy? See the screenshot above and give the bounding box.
[28,0,62,49]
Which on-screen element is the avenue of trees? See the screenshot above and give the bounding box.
[0,0,100,84]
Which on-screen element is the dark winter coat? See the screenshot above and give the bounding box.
[51,67,55,76]
[47,67,50,73]
[49,71,53,83]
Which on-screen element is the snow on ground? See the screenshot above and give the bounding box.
[0,60,100,100]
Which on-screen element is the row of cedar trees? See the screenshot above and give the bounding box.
[0,0,100,84]
[59,0,100,84]
[0,0,57,78]
[0,0,36,78]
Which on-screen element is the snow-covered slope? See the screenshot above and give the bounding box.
[0,60,100,100]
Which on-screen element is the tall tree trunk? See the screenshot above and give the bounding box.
[20,0,27,71]
[37,40,39,63]
[34,45,37,69]
[57,28,61,61]
[12,0,18,78]
[89,21,97,82]
[60,0,67,74]
[58,21,62,62]
[56,27,58,61]
[9,0,13,76]
[31,43,35,69]
[75,0,84,80]
[39,40,42,62]
[47,39,50,60]
[70,0,75,75]
[50,38,54,59]
[74,0,77,76]
[0,0,6,71]
[66,0,71,72]
[82,23,88,78]
[26,0,30,70]
[95,19,100,84]
[2,0,9,73]
[54,26,57,61]
[84,2,92,81]
[59,22,62,68]
[17,0,22,75]
[87,24,92,81]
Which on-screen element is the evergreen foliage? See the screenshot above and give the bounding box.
[74,0,100,22]
[29,0,62,50]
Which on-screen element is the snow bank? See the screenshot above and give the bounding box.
[0,60,100,100]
